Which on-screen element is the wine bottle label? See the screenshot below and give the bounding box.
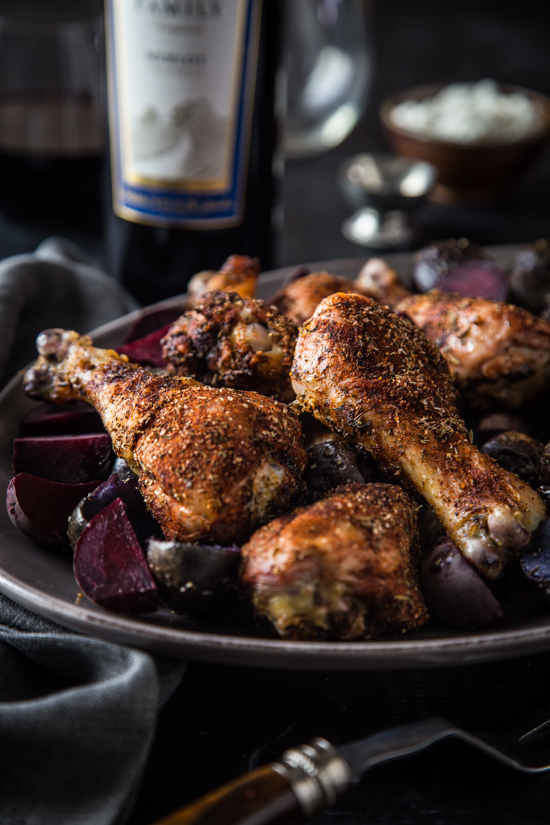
[106,0,260,228]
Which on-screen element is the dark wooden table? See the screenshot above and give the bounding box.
[3,2,550,823]
[128,654,550,825]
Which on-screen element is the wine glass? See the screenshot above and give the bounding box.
[283,0,373,158]
[0,0,103,226]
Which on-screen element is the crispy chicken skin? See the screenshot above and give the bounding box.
[161,290,298,401]
[291,293,546,579]
[241,483,428,640]
[357,258,550,410]
[272,272,368,325]
[186,254,259,305]
[23,330,307,545]
[397,292,550,411]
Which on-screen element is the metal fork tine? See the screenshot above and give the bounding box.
[339,714,550,780]
[488,704,550,744]
[450,729,550,773]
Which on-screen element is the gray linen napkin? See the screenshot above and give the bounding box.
[0,240,186,823]
[0,237,139,385]
[0,593,185,825]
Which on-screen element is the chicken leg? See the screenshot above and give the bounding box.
[291,293,546,579]
[241,483,428,640]
[23,329,307,545]
[356,258,550,410]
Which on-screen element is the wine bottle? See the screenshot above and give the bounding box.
[104,0,281,306]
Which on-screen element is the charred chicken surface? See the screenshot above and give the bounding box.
[23,330,307,545]
[161,290,298,401]
[241,483,428,640]
[291,292,547,579]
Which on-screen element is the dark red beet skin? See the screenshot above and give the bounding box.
[437,260,509,302]
[124,307,184,343]
[74,498,157,614]
[19,401,104,436]
[116,324,172,368]
[6,473,101,548]
[13,433,112,484]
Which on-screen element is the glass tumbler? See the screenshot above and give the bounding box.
[0,0,103,227]
[283,0,373,158]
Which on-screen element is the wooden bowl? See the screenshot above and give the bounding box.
[380,83,550,204]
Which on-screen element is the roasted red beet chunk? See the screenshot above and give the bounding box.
[6,473,100,549]
[115,324,172,368]
[13,433,111,484]
[74,498,158,614]
[19,401,104,436]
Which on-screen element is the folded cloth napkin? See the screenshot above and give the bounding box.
[0,240,185,824]
[0,594,185,825]
[0,237,140,386]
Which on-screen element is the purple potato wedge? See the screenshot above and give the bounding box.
[111,456,137,482]
[74,498,158,614]
[115,324,172,368]
[477,412,529,445]
[305,440,378,502]
[437,260,508,302]
[13,433,112,484]
[146,538,241,615]
[6,473,101,549]
[520,519,550,606]
[421,537,504,630]
[124,308,184,343]
[68,472,163,550]
[537,444,550,487]
[19,401,104,436]
[537,485,550,510]
[509,241,550,315]
[481,431,544,485]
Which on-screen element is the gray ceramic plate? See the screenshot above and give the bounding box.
[1,246,549,670]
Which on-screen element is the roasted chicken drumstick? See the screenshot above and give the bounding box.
[241,483,428,640]
[291,293,546,579]
[357,258,550,410]
[272,272,368,325]
[161,290,297,401]
[186,254,259,306]
[24,330,307,545]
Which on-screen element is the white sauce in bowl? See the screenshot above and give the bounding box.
[389,79,545,145]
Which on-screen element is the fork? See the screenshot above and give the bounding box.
[152,705,550,825]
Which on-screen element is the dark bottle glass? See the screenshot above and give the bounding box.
[105,0,281,306]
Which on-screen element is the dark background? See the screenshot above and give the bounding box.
[282,0,550,266]
[2,0,550,271]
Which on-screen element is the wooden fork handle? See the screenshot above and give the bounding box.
[151,764,305,825]
[151,737,351,825]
